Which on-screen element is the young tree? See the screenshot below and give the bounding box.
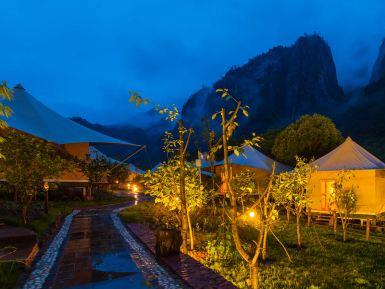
[272,114,343,165]
[272,157,313,247]
[79,153,110,199]
[330,170,358,242]
[129,93,193,253]
[0,131,68,223]
[210,88,290,289]
[108,162,129,185]
[143,159,207,250]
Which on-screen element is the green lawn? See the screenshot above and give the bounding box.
[0,262,22,289]
[257,223,385,289]
[2,196,134,236]
[120,202,385,289]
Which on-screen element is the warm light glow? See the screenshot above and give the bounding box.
[127,183,131,189]
[134,192,138,205]
[248,210,255,218]
[115,180,119,184]
[133,185,138,193]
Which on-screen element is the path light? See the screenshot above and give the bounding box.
[133,192,138,206]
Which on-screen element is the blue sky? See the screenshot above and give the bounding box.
[1,0,385,125]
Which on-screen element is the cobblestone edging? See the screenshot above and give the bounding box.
[22,210,80,289]
[111,209,188,289]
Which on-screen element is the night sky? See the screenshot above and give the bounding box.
[1,0,385,126]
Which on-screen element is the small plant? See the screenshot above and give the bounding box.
[143,158,208,250]
[272,157,314,247]
[330,170,358,242]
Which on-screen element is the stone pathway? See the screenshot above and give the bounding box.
[24,199,236,289]
[127,224,237,289]
[24,202,188,289]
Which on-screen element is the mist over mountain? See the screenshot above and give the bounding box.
[337,38,385,160]
[73,33,385,167]
[370,39,385,84]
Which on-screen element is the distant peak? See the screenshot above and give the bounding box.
[294,33,327,46]
[370,38,385,84]
[14,84,25,90]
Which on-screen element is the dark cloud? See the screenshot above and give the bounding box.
[1,0,385,125]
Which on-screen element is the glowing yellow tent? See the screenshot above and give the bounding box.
[309,137,385,216]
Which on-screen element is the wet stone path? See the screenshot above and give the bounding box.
[42,207,188,289]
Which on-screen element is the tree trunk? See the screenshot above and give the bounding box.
[342,221,347,242]
[262,226,268,262]
[221,108,250,263]
[286,206,290,225]
[366,219,370,241]
[44,189,49,214]
[22,205,28,224]
[178,120,189,254]
[249,263,259,289]
[296,210,301,247]
[333,211,337,235]
[187,209,194,251]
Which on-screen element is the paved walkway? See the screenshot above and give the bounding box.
[40,204,187,289]
[127,224,237,289]
[25,198,236,289]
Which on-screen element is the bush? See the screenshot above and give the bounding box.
[119,201,179,229]
[203,233,249,288]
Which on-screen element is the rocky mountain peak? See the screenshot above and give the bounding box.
[370,38,385,84]
[181,34,344,140]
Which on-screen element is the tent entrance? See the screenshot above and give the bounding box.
[321,180,335,211]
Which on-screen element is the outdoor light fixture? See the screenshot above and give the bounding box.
[248,210,256,218]
[133,185,138,193]
[127,183,131,189]
[115,180,119,184]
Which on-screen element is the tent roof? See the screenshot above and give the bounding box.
[3,85,140,146]
[128,163,145,174]
[151,162,162,173]
[312,137,385,171]
[218,146,291,173]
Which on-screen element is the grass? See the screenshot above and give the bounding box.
[119,201,179,229]
[0,262,22,289]
[256,222,385,289]
[119,202,385,289]
[2,196,134,236]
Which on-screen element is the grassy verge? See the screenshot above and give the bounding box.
[0,262,22,289]
[120,202,385,289]
[2,196,134,236]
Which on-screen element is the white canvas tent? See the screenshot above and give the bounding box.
[311,137,385,171]
[309,137,385,215]
[217,146,291,174]
[3,85,141,146]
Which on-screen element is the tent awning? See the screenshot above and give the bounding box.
[3,85,141,146]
